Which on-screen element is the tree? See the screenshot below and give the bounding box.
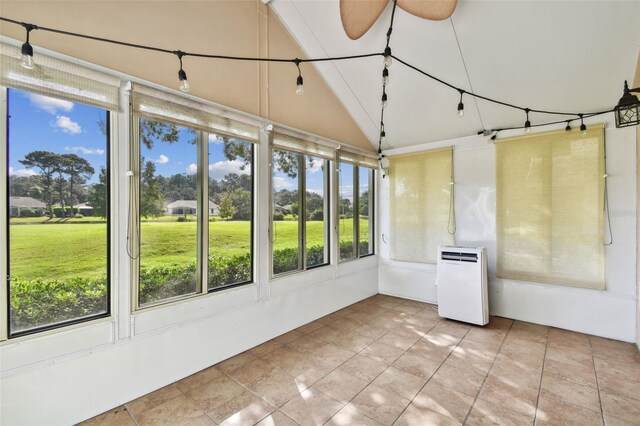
[229,189,251,221]
[87,167,107,218]
[62,153,95,214]
[359,190,369,217]
[140,160,165,217]
[19,151,59,218]
[218,192,235,221]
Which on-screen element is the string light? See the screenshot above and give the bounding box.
[457,89,465,118]
[381,90,388,109]
[382,67,389,86]
[579,114,587,134]
[380,130,386,144]
[20,23,36,69]
[565,121,572,132]
[524,108,532,133]
[0,15,619,142]
[294,59,304,96]
[383,46,392,67]
[175,51,189,93]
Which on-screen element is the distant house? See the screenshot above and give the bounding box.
[74,203,95,216]
[166,200,219,216]
[9,196,46,217]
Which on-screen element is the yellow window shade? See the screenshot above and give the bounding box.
[496,125,605,290]
[389,148,454,263]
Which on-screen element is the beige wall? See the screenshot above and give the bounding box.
[0,1,372,151]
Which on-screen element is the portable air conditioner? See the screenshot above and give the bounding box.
[436,245,489,326]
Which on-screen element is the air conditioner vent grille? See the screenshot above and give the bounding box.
[441,251,478,263]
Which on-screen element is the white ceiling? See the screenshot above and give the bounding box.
[270,0,640,150]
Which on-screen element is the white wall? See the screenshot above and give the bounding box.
[0,42,379,426]
[379,117,638,343]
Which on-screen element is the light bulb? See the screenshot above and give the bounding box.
[178,68,189,93]
[383,47,392,67]
[20,54,34,70]
[524,126,531,134]
[580,124,587,135]
[179,78,190,93]
[382,68,389,86]
[524,119,531,133]
[20,41,34,70]
[380,131,386,144]
[457,102,464,118]
[381,93,388,109]
[565,123,571,132]
[296,75,304,96]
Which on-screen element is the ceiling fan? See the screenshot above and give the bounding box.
[340,0,458,40]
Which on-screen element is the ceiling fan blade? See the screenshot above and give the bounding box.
[396,0,458,21]
[340,0,388,40]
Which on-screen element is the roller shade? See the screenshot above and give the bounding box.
[271,131,335,160]
[338,149,378,169]
[131,83,260,142]
[1,43,120,111]
[389,148,454,263]
[496,125,605,289]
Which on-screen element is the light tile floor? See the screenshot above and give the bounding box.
[81,295,640,426]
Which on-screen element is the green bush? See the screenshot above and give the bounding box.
[309,209,323,221]
[16,208,43,218]
[176,216,188,222]
[9,242,372,330]
[9,276,107,332]
[272,212,284,221]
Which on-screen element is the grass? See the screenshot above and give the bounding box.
[9,218,369,281]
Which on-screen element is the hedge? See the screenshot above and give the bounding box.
[9,241,370,331]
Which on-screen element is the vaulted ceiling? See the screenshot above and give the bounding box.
[270,0,640,150]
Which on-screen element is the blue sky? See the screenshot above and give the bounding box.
[8,88,107,184]
[8,88,341,194]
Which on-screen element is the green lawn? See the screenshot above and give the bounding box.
[9,219,369,281]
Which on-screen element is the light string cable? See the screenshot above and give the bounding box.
[603,134,613,245]
[0,15,618,134]
[378,0,398,156]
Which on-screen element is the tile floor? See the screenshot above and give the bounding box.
[81,294,640,426]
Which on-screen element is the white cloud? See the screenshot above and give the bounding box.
[55,116,82,134]
[155,154,169,164]
[65,146,105,155]
[186,163,198,175]
[9,166,37,177]
[208,134,224,144]
[307,160,324,174]
[273,176,296,191]
[209,160,251,180]
[29,93,74,114]
[307,188,324,196]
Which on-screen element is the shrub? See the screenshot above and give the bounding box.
[176,216,188,222]
[309,209,323,221]
[17,208,42,218]
[74,213,84,219]
[272,212,284,221]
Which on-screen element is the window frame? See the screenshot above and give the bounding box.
[338,162,375,263]
[131,118,256,311]
[269,148,331,278]
[2,86,112,339]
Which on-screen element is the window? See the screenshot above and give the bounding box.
[338,150,377,261]
[388,148,454,264]
[131,84,258,308]
[271,132,331,276]
[496,126,605,289]
[5,88,111,336]
[1,43,120,338]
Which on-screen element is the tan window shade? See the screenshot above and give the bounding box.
[389,148,454,263]
[338,150,379,169]
[1,43,120,111]
[271,131,335,160]
[131,83,260,142]
[496,126,605,290]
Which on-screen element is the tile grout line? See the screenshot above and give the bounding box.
[318,301,442,425]
[589,335,606,425]
[531,328,550,425]
[460,319,515,425]
[385,306,482,425]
